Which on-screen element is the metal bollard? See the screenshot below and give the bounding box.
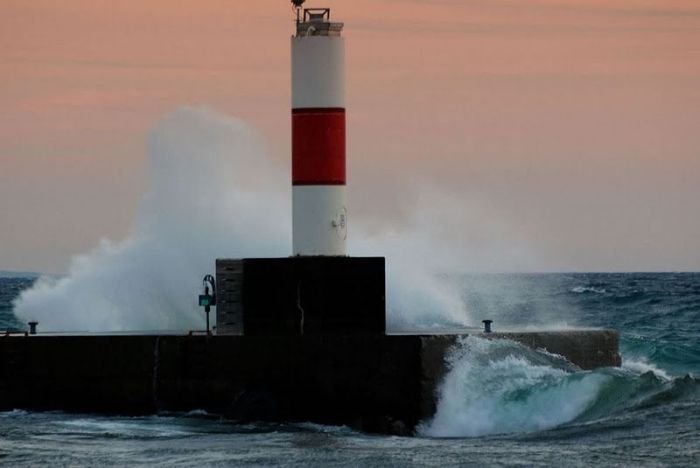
[482,319,493,333]
[28,321,38,335]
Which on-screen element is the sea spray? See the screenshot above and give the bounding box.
[13,107,289,331]
[455,273,583,329]
[13,107,472,331]
[419,336,609,437]
[353,191,483,330]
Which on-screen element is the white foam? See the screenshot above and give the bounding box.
[571,286,606,294]
[419,336,608,437]
[0,409,29,418]
[622,358,672,381]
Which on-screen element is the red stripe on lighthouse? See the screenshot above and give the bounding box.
[292,108,345,185]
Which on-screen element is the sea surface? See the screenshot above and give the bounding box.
[1,273,699,467]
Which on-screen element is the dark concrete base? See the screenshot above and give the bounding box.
[0,330,620,434]
[216,257,386,335]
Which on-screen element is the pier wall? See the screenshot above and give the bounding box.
[0,330,619,434]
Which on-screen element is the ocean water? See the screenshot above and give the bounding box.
[1,273,699,467]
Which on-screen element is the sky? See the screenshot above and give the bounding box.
[1,0,699,274]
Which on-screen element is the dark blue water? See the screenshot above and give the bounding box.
[1,273,699,466]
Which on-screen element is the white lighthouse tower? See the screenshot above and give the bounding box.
[214,2,385,337]
[291,3,347,256]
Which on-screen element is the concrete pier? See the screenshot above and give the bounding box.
[0,330,619,434]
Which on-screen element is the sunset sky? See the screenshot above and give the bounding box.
[2,0,699,274]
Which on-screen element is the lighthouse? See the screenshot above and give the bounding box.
[291,5,347,256]
[214,3,385,337]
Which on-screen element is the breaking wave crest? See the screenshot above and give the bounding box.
[419,336,698,438]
